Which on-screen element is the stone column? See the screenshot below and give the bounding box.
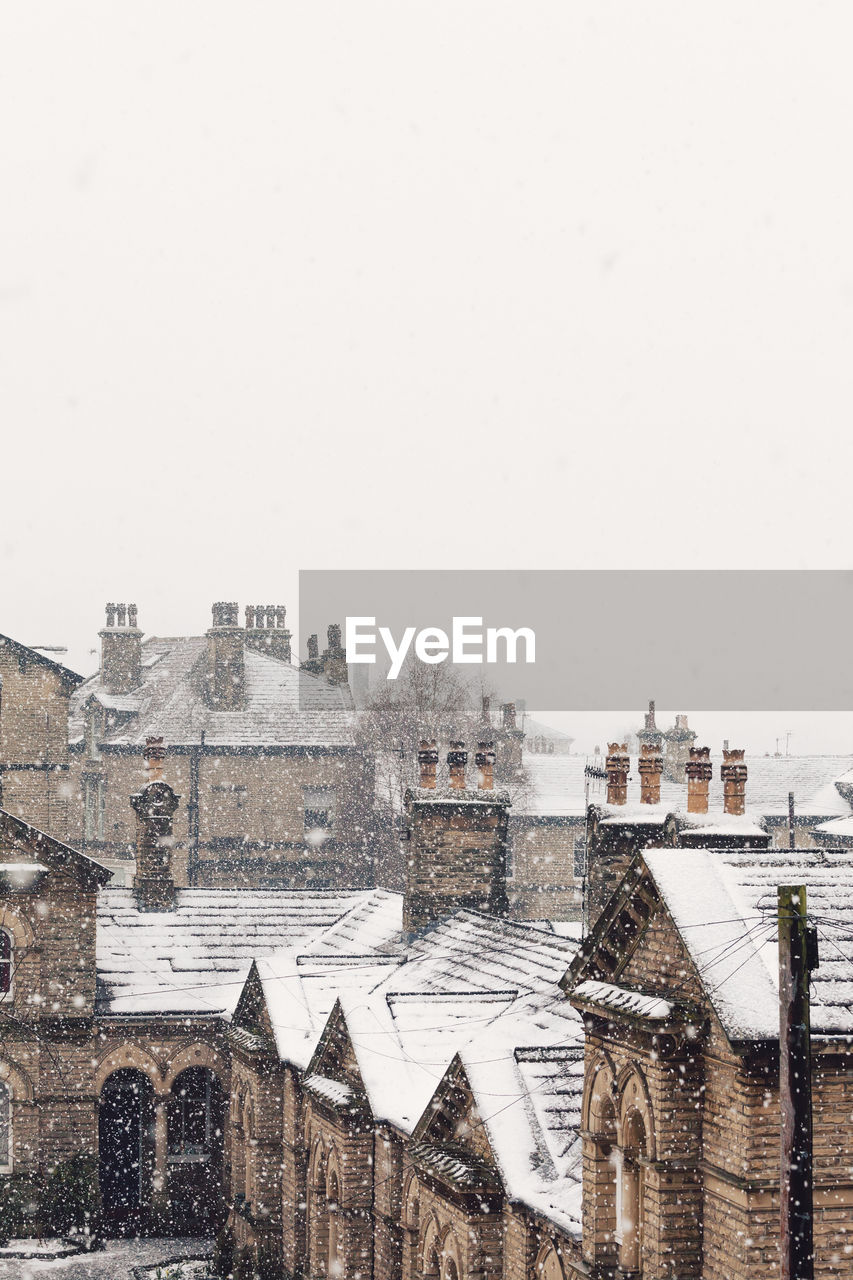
[152,1095,169,1221]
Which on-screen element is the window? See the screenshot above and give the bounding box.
[0,932,11,996]
[83,778,105,842]
[0,1082,10,1170]
[167,1067,213,1162]
[303,787,336,836]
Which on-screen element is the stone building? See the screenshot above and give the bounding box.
[564,846,853,1280]
[0,632,82,843]
[68,603,372,889]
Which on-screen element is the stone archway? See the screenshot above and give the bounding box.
[165,1065,227,1232]
[98,1068,155,1230]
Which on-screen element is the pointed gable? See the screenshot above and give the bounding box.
[303,1000,371,1121]
[409,1056,503,1201]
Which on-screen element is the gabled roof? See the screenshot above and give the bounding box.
[0,633,82,687]
[0,809,110,888]
[643,847,853,1043]
[71,637,355,749]
[571,847,853,1046]
[243,901,583,1233]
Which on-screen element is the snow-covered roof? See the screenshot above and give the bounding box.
[95,887,398,1017]
[514,755,588,818]
[574,978,672,1021]
[252,904,584,1233]
[644,847,853,1042]
[0,633,82,687]
[515,752,853,823]
[71,637,355,750]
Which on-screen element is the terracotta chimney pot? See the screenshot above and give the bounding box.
[605,743,630,806]
[638,743,663,805]
[417,740,438,789]
[721,748,747,816]
[685,746,712,814]
[475,741,496,790]
[448,742,467,790]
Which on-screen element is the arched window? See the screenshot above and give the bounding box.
[0,931,12,996]
[617,1110,647,1272]
[0,1081,10,1172]
[327,1167,341,1277]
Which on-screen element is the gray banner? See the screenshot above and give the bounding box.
[298,570,853,710]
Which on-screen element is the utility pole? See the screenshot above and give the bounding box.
[779,884,816,1280]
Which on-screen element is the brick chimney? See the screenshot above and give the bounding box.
[245,604,291,663]
[605,743,629,805]
[204,602,245,710]
[99,602,142,695]
[721,748,747,816]
[638,743,663,804]
[475,741,495,791]
[403,745,510,938]
[685,746,712,814]
[322,623,348,686]
[417,740,438,789]
[448,742,467,789]
[495,702,524,782]
[131,738,180,912]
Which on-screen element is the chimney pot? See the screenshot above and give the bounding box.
[143,736,166,782]
[721,748,747,816]
[501,703,517,730]
[475,741,496,790]
[128,603,138,629]
[116,603,127,627]
[307,634,319,661]
[276,606,286,630]
[605,742,630,806]
[638,742,663,804]
[448,741,468,789]
[264,605,274,628]
[417,739,439,789]
[105,603,116,628]
[245,606,255,629]
[685,745,712,813]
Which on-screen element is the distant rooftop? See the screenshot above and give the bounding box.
[71,636,355,750]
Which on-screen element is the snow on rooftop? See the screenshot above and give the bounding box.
[249,899,584,1231]
[644,847,853,1041]
[95,887,393,1017]
[71,637,355,749]
[574,978,673,1020]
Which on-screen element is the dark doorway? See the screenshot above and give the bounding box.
[98,1069,155,1230]
[167,1067,226,1232]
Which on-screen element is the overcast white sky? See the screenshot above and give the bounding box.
[2,4,852,749]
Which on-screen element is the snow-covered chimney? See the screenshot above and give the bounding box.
[417,740,438,788]
[403,743,510,938]
[245,603,291,663]
[638,743,663,804]
[99,602,142,695]
[606,743,629,806]
[685,746,712,814]
[721,748,747,816]
[204,602,245,710]
[448,742,467,790]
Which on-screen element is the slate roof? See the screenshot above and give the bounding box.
[253,904,584,1233]
[94,887,397,1016]
[643,847,853,1042]
[70,638,355,750]
[519,752,853,823]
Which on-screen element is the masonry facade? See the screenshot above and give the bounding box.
[66,603,373,889]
